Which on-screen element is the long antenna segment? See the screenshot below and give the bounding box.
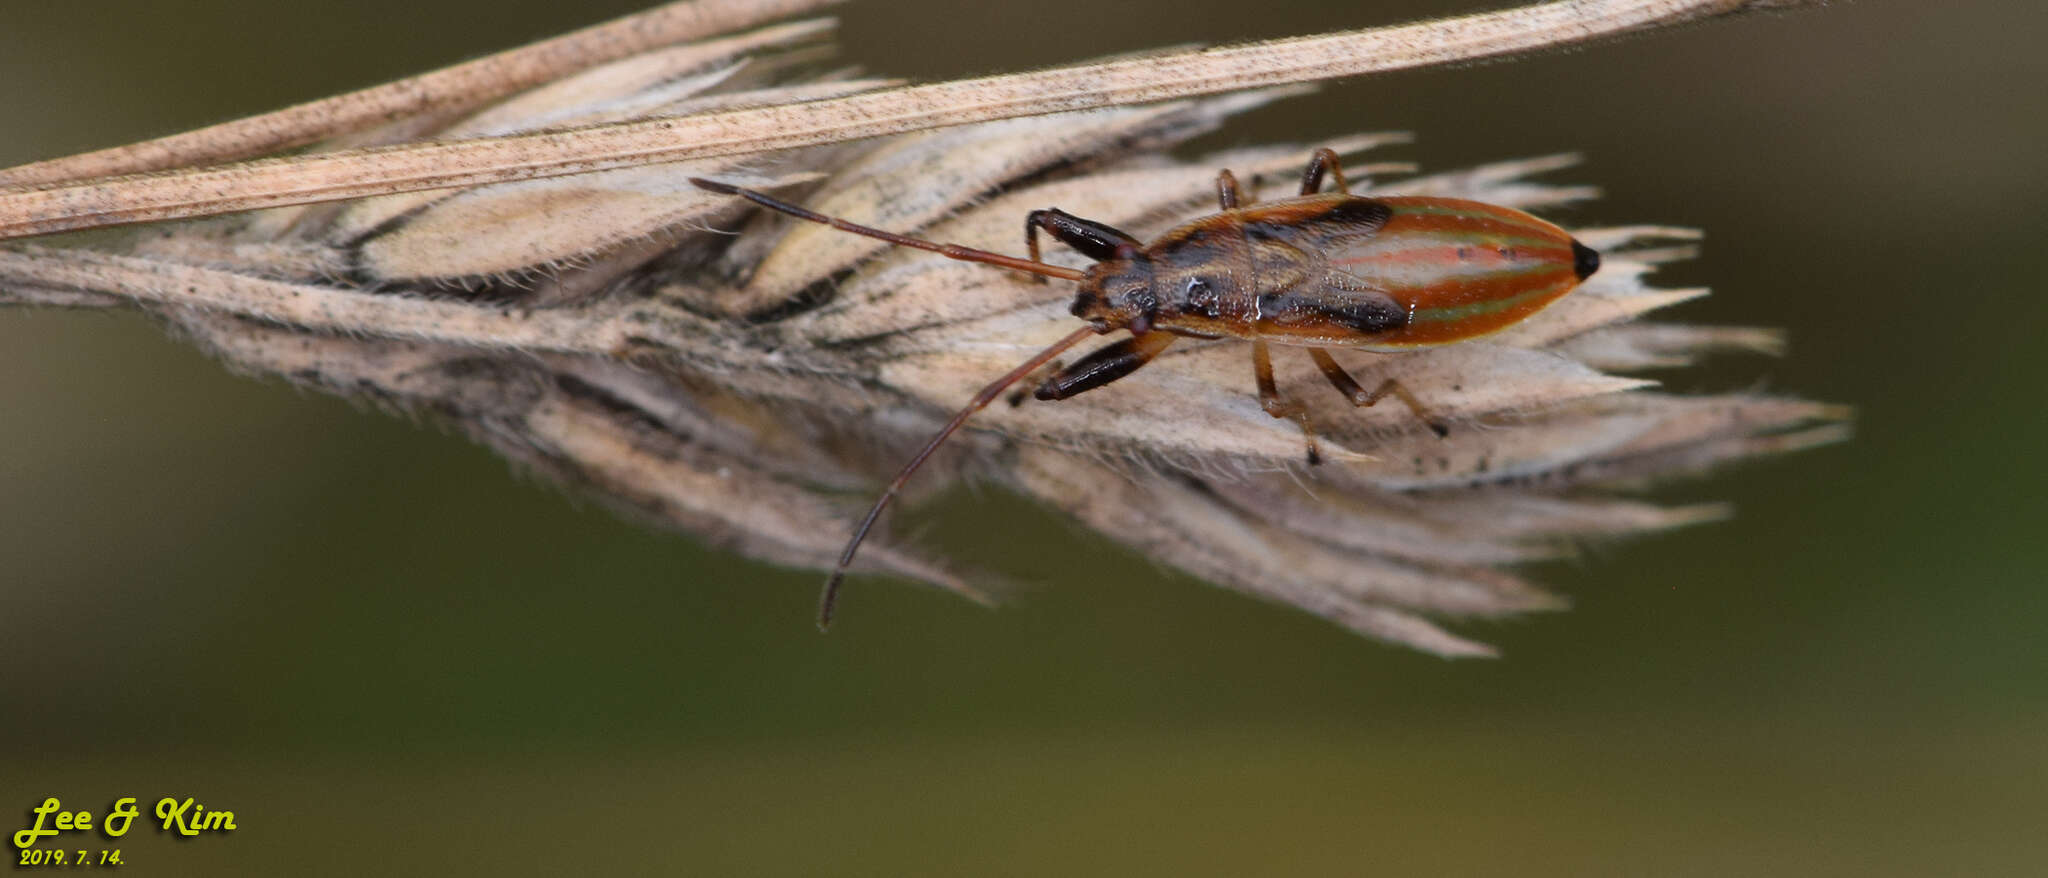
[690,178,1098,628]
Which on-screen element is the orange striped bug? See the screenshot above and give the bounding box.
[691,148,1600,627]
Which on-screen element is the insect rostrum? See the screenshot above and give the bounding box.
[693,148,1601,628]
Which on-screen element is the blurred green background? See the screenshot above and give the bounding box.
[3,1,2044,874]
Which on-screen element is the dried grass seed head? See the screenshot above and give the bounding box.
[0,14,1845,656]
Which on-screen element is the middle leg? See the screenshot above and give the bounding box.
[1215,169,1245,210]
[1253,340,1324,465]
[1299,147,1351,196]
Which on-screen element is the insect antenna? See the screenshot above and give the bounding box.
[689,178,1086,281]
[820,325,1100,630]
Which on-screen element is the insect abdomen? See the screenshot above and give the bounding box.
[1322,196,1589,350]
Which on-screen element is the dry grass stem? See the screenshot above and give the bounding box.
[0,7,1844,654]
[0,0,1818,240]
[0,0,842,188]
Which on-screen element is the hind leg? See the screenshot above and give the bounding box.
[1307,347,1448,438]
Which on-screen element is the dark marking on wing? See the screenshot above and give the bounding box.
[1317,198,1394,235]
[1257,289,1407,333]
[1323,295,1408,333]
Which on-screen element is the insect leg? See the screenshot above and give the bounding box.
[1215,169,1243,210]
[1307,347,1450,438]
[1007,357,1067,407]
[1299,147,1350,196]
[1034,331,1178,400]
[1025,208,1142,271]
[1252,340,1324,465]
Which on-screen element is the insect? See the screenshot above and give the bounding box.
[691,148,1600,627]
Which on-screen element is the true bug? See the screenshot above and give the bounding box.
[691,148,1600,627]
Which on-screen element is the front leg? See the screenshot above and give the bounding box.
[1024,209,1142,281]
[1035,331,1178,400]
